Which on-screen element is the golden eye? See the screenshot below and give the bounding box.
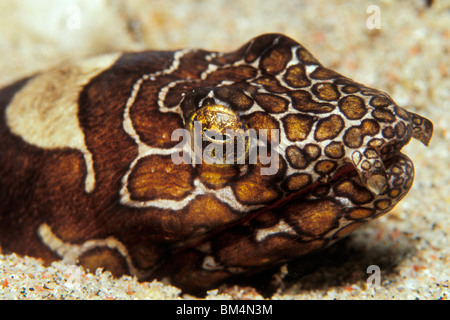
[186,105,249,165]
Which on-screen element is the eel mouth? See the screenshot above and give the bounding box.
[351,110,433,196]
[280,153,409,210]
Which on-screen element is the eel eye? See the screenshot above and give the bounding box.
[186,104,249,165]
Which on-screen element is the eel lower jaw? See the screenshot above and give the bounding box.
[354,111,433,196]
[354,150,415,196]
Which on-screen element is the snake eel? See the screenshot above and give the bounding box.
[0,34,433,292]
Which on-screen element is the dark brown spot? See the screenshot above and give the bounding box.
[233,176,279,205]
[338,95,367,120]
[343,119,380,148]
[184,195,235,232]
[179,88,210,115]
[405,176,413,189]
[314,160,337,175]
[394,106,411,121]
[341,85,360,94]
[369,96,392,108]
[282,114,316,141]
[291,90,335,113]
[372,109,396,123]
[286,146,309,169]
[382,126,395,139]
[201,97,216,107]
[314,114,345,141]
[245,34,278,63]
[131,108,183,148]
[214,87,253,110]
[251,210,279,229]
[254,93,289,113]
[406,164,413,176]
[128,155,194,201]
[242,112,278,132]
[335,180,374,204]
[395,121,406,138]
[374,199,392,211]
[412,115,423,125]
[373,160,382,169]
[177,50,212,78]
[197,163,239,189]
[285,199,342,236]
[312,83,340,101]
[242,112,280,143]
[283,64,311,88]
[389,188,401,198]
[164,84,192,108]
[310,66,342,80]
[260,45,292,75]
[254,76,289,93]
[206,65,257,82]
[305,143,321,160]
[283,173,312,191]
[296,47,319,65]
[347,207,376,219]
[391,165,404,176]
[324,141,345,159]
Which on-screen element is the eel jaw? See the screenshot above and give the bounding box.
[352,111,433,195]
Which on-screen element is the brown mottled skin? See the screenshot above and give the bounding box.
[0,34,433,292]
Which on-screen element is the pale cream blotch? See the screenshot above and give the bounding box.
[6,53,121,193]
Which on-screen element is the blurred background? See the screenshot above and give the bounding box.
[0,0,448,299]
[0,1,448,107]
